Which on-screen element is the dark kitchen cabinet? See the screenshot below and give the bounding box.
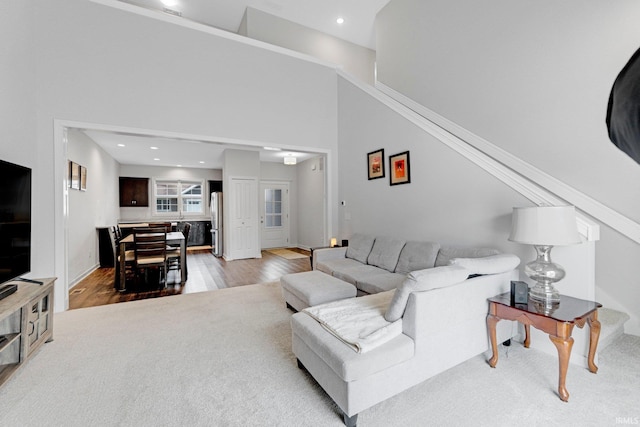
[119,177,149,207]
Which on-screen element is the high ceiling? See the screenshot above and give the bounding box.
[85,0,390,169]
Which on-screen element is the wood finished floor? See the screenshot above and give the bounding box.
[69,248,311,310]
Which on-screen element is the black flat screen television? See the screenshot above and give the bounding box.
[0,159,31,285]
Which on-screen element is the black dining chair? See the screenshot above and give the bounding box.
[132,227,168,289]
[110,225,135,290]
[148,222,173,232]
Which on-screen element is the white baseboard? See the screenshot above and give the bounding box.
[68,264,100,289]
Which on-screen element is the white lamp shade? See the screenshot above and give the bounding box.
[509,206,581,246]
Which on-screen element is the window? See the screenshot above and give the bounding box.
[264,189,282,227]
[154,179,203,216]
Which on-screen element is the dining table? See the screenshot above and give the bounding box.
[118,231,186,291]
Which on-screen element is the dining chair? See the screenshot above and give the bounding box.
[132,227,168,289]
[148,222,172,232]
[109,225,134,289]
[167,222,191,283]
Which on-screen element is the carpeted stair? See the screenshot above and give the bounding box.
[597,307,631,351]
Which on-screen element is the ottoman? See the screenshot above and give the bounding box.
[281,271,357,312]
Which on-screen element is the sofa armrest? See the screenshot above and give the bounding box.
[312,247,348,270]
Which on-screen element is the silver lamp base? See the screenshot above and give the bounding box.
[524,245,564,303]
[529,282,561,303]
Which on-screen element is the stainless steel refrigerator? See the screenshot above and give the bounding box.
[210,192,223,257]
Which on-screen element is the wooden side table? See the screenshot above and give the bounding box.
[487,292,602,402]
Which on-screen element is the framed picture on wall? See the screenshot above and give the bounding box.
[389,151,411,186]
[69,161,80,190]
[367,148,385,180]
[80,165,87,191]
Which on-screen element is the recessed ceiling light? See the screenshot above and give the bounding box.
[150,146,159,150]
[199,161,205,164]
[336,17,345,24]
[117,144,125,147]
[161,0,178,7]
[263,146,282,151]
[177,164,182,167]
[154,158,160,161]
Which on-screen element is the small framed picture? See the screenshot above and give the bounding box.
[80,166,87,191]
[70,161,80,190]
[367,148,385,180]
[389,151,411,186]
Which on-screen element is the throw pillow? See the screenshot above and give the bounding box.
[367,236,406,272]
[448,253,521,275]
[385,265,469,322]
[346,234,376,264]
[394,241,441,275]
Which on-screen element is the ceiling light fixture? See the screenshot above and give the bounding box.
[150,146,159,150]
[117,144,125,147]
[199,161,205,164]
[263,146,282,151]
[336,17,345,24]
[154,158,160,161]
[161,0,178,7]
[284,156,297,165]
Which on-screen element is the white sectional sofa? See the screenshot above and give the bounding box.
[291,234,520,426]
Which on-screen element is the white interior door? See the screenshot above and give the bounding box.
[260,182,290,249]
[228,178,259,260]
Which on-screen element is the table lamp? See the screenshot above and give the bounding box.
[509,206,581,303]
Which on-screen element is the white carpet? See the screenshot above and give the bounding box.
[0,282,638,426]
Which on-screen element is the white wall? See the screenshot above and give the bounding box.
[376,0,640,223]
[240,7,376,85]
[0,1,39,281]
[339,76,529,250]
[27,0,338,310]
[0,1,35,169]
[297,157,326,249]
[66,129,120,286]
[375,0,640,334]
[118,164,221,222]
[338,75,599,299]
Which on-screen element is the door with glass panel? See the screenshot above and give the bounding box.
[259,182,290,249]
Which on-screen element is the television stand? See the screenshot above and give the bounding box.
[14,277,44,285]
[0,277,55,388]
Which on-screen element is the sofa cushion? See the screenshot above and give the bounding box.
[316,258,363,277]
[384,265,470,322]
[345,234,376,264]
[434,247,500,267]
[332,264,383,286]
[395,241,441,275]
[356,272,407,294]
[448,253,520,275]
[367,236,406,272]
